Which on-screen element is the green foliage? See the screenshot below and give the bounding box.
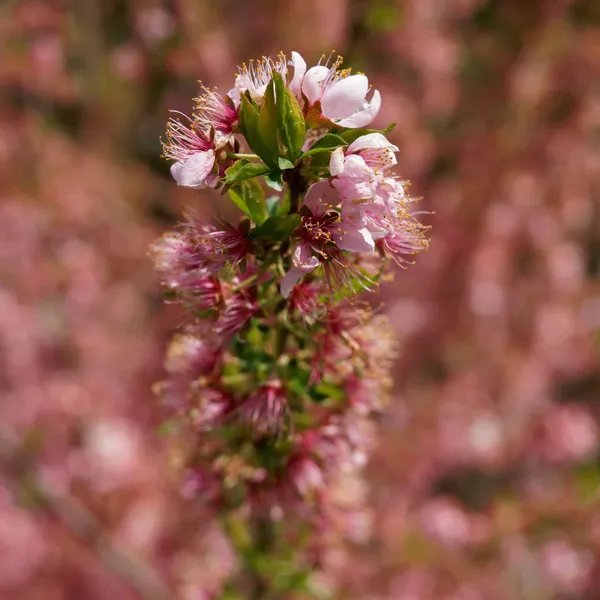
[266,192,290,217]
[250,214,301,242]
[237,74,308,172]
[264,169,284,191]
[273,73,307,162]
[277,156,295,170]
[299,133,348,159]
[228,179,268,224]
[238,92,279,169]
[334,122,396,144]
[224,159,270,185]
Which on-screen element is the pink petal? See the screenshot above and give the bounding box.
[332,177,377,203]
[329,147,345,176]
[302,66,329,104]
[280,267,304,298]
[227,85,241,108]
[289,51,307,98]
[171,151,215,188]
[334,89,381,128]
[281,246,319,298]
[339,154,372,179]
[321,74,369,120]
[292,243,319,270]
[303,180,338,216]
[334,225,375,253]
[348,133,398,154]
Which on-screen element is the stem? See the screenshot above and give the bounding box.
[241,167,308,599]
[287,166,305,214]
[249,516,275,600]
[227,153,260,160]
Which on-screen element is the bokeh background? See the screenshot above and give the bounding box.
[2,0,600,598]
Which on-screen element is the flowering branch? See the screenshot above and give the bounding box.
[153,50,430,597]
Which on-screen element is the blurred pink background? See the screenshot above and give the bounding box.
[1,0,600,598]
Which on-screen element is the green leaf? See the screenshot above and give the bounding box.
[273,73,307,162]
[312,380,346,403]
[278,156,295,170]
[266,191,290,217]
[257,79,280,167]
[265,170,284,191]
[238,92,278,169]
[250,214,301,242]
[335,122,396,145]
[224,159,270,185]
[228,179,267,224]
[299,133,347,158]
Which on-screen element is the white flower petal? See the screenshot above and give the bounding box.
[289,51,307,97]
[171,151,215,188]
[227,85,241,108]
[329,147,346,177]
[335,89,382,128]
[348,132,398,154]
[302,66,330,103]
[321,74,369,120]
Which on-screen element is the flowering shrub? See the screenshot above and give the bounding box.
[152,50,429,595]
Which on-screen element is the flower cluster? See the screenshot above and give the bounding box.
[161,51,427,300]
[153,50,428,594]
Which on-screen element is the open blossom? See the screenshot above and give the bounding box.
[330,133,398,203]
[228,53,288,107]
[194,86,238,134]
[162,114,219,188]
[152,218,249,275]
[163,88,237,189]
[280,180,376,297]
[292,53,381,128]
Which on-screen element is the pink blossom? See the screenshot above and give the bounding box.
[330,134,398,203]
[163,87,237,188]
[191,389,232,430]
[289,455,324,498]
[151,219,249,286]
[238,382,291,438]
[419,498,476,548]
[214,290,258,339]
[298,53,381,128]
[195,87,238,134]
[228,53,288,107]
[162,115,217,189]
[289,281,325,317]
[280,181,376,297]
[330,153,379,203]
[303,180,375,253]
[165,334,220,376]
